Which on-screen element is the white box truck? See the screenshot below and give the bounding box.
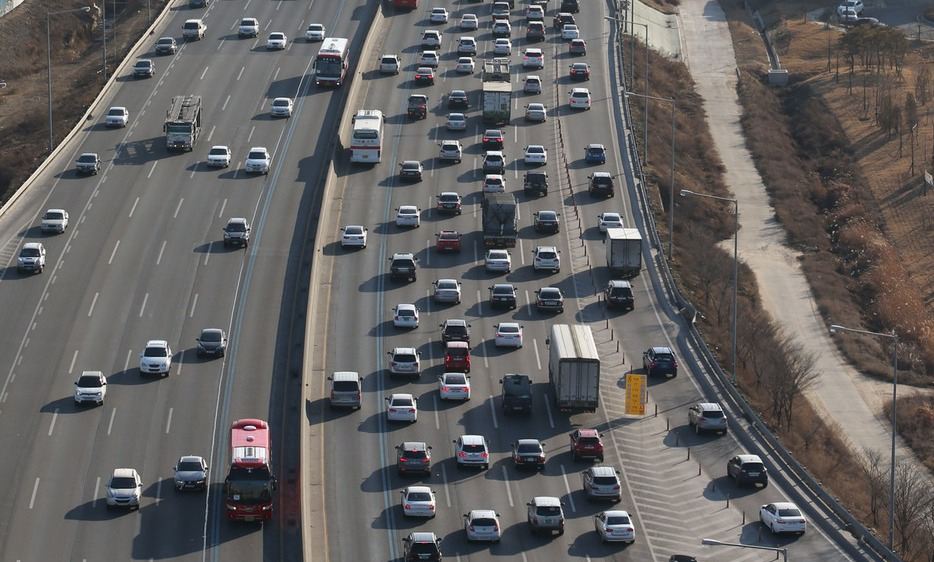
[606,228,642,278]
[548,324,600,413]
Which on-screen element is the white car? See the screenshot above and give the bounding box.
[494,322,523,348]
[527,5,545,20]
[395,205,421,228]
[422,30,443,48]
[379,54,401,74]
[455,57,475,74]
[245,147,271,174]
[594,510,635,544]
[17,242,45,273]
[207,145,232,167]
[419,50,440,68]
[447,112,467,131]
[569,87,592,110]
[457,36,477,55]
[483,174,506,193]
[433,278,462,304]
[524,145,548,166]
[305,23,326,41]
[760,502,807,535]
[493,38,512,56]
[522,48,544,69]
[464,510,502,542]
[270,97,293,117]
[393,303,420,329]
[439,140,463,162]
[439,372,471,401]
[492,19,511,36]
[525,103,547,122]
[238,17,259,38]
[837,0,863,17]
[429,7,449,23]
[485,249,511,273]
[266,32,287,50]
[74,370,107,405]
[386,393,418,422]
[524,75,542,94]
[105,106,129,127]
[460,14,479,30]
[533,245,560,272]
[340,225,367,248]
[388,347,421,376]
[40,208,69,233]
[401,486,436,518]
[561,24,580,40]
[106,468,142,509]
[139,340,172,377]
[598,212,624,232]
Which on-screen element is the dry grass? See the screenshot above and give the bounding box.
[888,395,934,474]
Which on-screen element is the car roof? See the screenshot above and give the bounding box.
[444,318,467,326]
[227,217,248,225]
[769,502,799,510]
[436,278,459,284]
[396,303,417,311]
[592,171,613,178]
[536,245,558,252]
[468,509,497,518]
[651,346,673,354]
[525,48,543,54]
[526,75,541,80]
[539,286,562,294]
[406,485,433,494]
[145,339,169,347]
[273,97,291,102]
[390,393,414,400]
[401,160,421,166]
[249,146,267,152]
[608,279,632,288]
[331,371,360,381]
[392,252,415,259]
[201,328,224,336]
[589,465,618,477]
[498,322,521,329]
[408,532,438,543]
[398,205,418,211]
[460,434,486,444]
[533,496,561,506]
[179,455,205,463]
[736,454,763,463]
[445,341,469,349]
[22,242,43,250]
[517,438,541,446]
[603,509,631,518]
[576,428,600,437]
[392,347,417,354]
[571,87,590,94]
[401,441,428,451]
[696,402,723,411]
[112,468,138,479]
[492,283,514,289]
[588,143,605,149]
[439,191,460,197]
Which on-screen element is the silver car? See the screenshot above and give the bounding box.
[173,456,208,491]
[582,466,622,502]
[688,402,728,434]
[433,278,462,304]
[464,509,502,542]
[447,112,467,131]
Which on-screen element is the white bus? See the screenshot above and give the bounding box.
[314,37,349,87]
[350,109,384,164]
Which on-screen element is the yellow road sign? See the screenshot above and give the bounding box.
[625,373,647,416]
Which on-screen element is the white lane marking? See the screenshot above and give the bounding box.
[128,196,140,218]
[139,293,149,318]
[425,239,430,266]
[176,354,184,377]
[28,478,39,509]
[123,349,133,373]
[519,238,525,264]
[48,409,59,436]
[476,290,483,315]
[50,275,56,285]
[92,477,101,507]
[560,464,576,513]
[147,162,157,179]
[488,395,498,429]
[165,407,174,434]
[68,350,78,373]
[156,240,167,265]
[247,125,255,142]
[207,125,215,142]
[218,198,227,218]
[156,478,162,502]
[189,293,199,318]
[543,392,555,429]
[433,395,440,430]
[108,240,120,264]
[425,289,431,315]
[203,241,213,266]
[533,338,542,370]
[222,95,231,111]
[501,466,514,507]
[236,66,244,81]
[274,67,281,81]
[173,198,184,218]
[87,292,99,317]
[107,408,116,435]
[440,463,452,507]
[200,66,209,80]
[23,337,29,348]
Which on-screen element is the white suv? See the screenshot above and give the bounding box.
[40,209,69,233]
[533,245,560,272]
[238,17,259,38]
[454,434,490,469]
[245,147,271,174]
[569,88,592,110]
[106,468,142,509]
[17,242,45,273]
[139,340,172,377]
[105,106,129,127]
[207,145,231,167]
[388,347,421,376]
[74,370,107,405]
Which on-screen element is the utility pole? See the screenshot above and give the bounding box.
[102,1,107,81]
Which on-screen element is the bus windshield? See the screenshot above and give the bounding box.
[316,59,343,77]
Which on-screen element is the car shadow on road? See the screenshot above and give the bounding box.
[108,367,162,386]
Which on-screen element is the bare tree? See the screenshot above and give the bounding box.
[762,334,819,430]
[858,448,888,527]
[737,308,778,389]
[892,460,934,555]
[906,93,919,130]
[916,66,930,106]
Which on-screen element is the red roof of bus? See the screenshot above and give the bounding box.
[230,418,270,468]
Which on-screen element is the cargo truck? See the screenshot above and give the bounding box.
[605,227,642,278]
[482,193,518,248]
[164,95,202,151]
[482,60,512,124]
[547,324,600,413]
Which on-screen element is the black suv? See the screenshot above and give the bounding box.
[396,442,432,475]
[605,280,634,310]
[489,283,517,309]
[727,454,768,487]
[500,373,532,414]
[440,319,471,344]
[560,0,579,13]
[447,89,469,109]
[643,346,677,377]
[526,21,546,42]
[389,253,418,282]
[535,287,564,313]
[402,532,442,561]
[589,172,614,198]
[524,171,548,196]
[533,210,560,233]
[553,12,575,30]
[407,94,428,120]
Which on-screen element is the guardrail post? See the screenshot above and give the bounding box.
[698,461,702,477]
[743,511,746,525]
[654,403,658,417]
[666,417,669,430]
[726,492,730,508]
[687,447,691,461]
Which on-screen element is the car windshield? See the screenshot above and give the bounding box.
[445,325,466,335]
[309,24,323,31]
[269,33,285,40]
[178,460,203,471]
[538,212,556,220]
[135,61,150,68]
[209,148,227,156]
[703,410,725,418]
[333,380,358,391]
[489,252,508,260]
[316,59,343,77]
[654,353,673,362]
[399,208,417,215]
[226,468,273,504]
[227,222,246,232]
[108,109,123,116]
[273,99,289,107]
[240,19,255,26]
[607,515,631,525]
[438,281,457,290]
[382,57,396,64]
[778,508,802,517]
[540,289,561,299]
[493,286,513,295]
[394,354,417,363]
[344,226,363,235]
[500,326,519,334]
[397,309,415,317]
[536,506,561,516]
[144,346,168,357]
[517,443,541,453]
[409,543,439,555]
[407,491,432,501]
[158,38,173,45]
[20,248,40,257]
[593,476,618,485]
[392,397,413,407]
[578,437,600,445]
[77,375,103,387]
[537,251,556,259]
[445,374,467,384]
[462,444,485,453]
[402,163,420,170]
[248,151,266,160]
[393,259,415,267]
[743,462,765,472]
[44,211,65,220]
[201,331,222,342]
[473,517,497,527]
[610,287,631,297]
[110,477,136,489]
[402,449,427,459]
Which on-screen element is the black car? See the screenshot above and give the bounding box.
[605,280,634,310]
[440,319,471,344]
[588,172,614,198]
[535,287,564,313]
[489,283,517,309]
[389,253,418,282]
[526,21,546,42]
[196,328,227,357]
[727,454,768,487]
[402,532,442,562]
[533,210,560,233]
[560,0,579,13]
[553,12,575,30]
[524,171,548,196]
[500,374,532,414]
[447,89,469,109]
[407,94,428,119]
[396,442,432,475]
[399,160,424,182]
[512,439,546,469]
[482,129,505,149]
[643,346,677,377]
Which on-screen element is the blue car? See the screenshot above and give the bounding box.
[585,143,607,164]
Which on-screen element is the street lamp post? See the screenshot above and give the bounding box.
[828,323,899,550]
[628,92,676,259]
[606,17,649,161]
[47,6,92,153]
[701,538,787,561]
[681,189,738,384]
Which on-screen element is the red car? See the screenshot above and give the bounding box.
[435,230,462,252]
[569,62,590,80]
[569,428,604,462]
[443,341,471,372]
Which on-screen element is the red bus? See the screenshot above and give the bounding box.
[224,419,277,521]
[392,0,418,9]
[314,37,349,87]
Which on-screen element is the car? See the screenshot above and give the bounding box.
[16,242,45,273]
[533,210,560,234]
[522,48,544,69]
[386,393,418,422]
[688,402,728,434]
[399,160,424,181]
[561,24,580,40]
[379,54,401,74]
[446,112,467,130]
[561,0,580,12]
[464,510,502,542]
[493,38,512,56]
[582,466,622,501]
[527,5,545,20]
[388,347,421,376]
[106,468,142,509]
[494,322,523,348]
[429,7,449,23]
[442,341,471,372]
[270,97,293,117]
[569,87,592,109]
[439,372,471,400]
[207,145,232,167]
[524,171,548,196]
[328,371,362,409]
[436,192,462,214]
[245,146,271,174]
[482,129,505,149]
[196,328,227,357]
[454,434,490,469]
[433,278,462,304]
[389,252,418,282]
[155,36,177,55]
[569,61,591,80]
[501,373,532,413]
[340,225,367,248]
[482,151,506,174]
[553,12,576,30]
[266,32,287,50]
[605,279,634,310]
[402,532,442,562]
[598,212,624,232]
[569,38,587,55]
[438,141,464,164]
[524,75,543,94]
[447,90,469,109]
[525,103,547,122]
[570,428,604,461]
[524,145,548,166]
[527,496,565,535]
[139,340,172,376]
[401,486,437,518]
[238,17,259,38]
[483,174,506,193]
[460,13,479,30]
[491,1,511,18]
[74,370,107,405]
[728,454,769,487]
[594,510,636,544]
[421,30,443,49]
[395,205,421,228]
[533,246,560,272]
[839,8,859,22]
[455,56,475,74]
[40,209,69,234]
[435,230,462,252]
[305,23,325,41]
[173,456,208,492]
[396,442,432,474]
[133,59,154,78]
[440,318,471,344]
[535,286,564,312]
[414,66,435,84]
[643,346,677,377]
[223,217,251,247]
[589,171,615,197]
[485,249,512,273]
[489,283,517,309]
[837,0,863,17]
[419,50,440,68]
[105,106,129,127]
[457,36,478,55]
[182,18,206,40]
[512,439,546,469]
[393,304,420,329]
[492,19,512,37]
[760,502,807,535]
[407,94,428,119]
[585,143,607,164]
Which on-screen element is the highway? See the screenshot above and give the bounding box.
[311,1,861,561]
[0,0,374,560]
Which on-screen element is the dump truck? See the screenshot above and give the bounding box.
[605,228,642,277]
[482,60,512,124]
[548,324,600,413]
[164,95,202,151]
[482,192,518,248]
